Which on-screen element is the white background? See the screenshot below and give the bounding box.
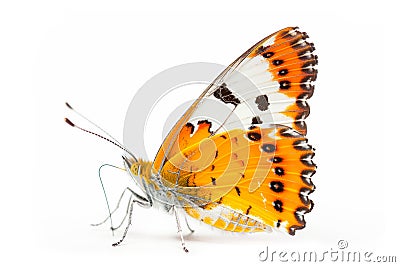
[1,1,399,266]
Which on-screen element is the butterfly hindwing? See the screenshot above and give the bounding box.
[170,122,316,235]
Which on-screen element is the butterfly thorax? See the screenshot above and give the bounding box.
[126,158,179,212]
[128,158,158,193]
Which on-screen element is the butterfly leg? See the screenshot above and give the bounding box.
[184,214,195,233]
[110,187,151,231]
[173,206,189,253]
[112,194,151,247]
[110,194,132,231]
[90,186,151,246]
[112,198,135,247]
[91,187,133,227]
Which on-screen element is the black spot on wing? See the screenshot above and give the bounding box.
[279,80,291,90]
[211,177,216,185]
[213,83,240,106]
[235,186,241,196]
[247,132,261,141]
[270,157,283,163]
[262,51,274,58]
[185,122,194,134]
[273,200,283,212]
[245,205,252,215]
[278,69,288,76]
[274,167,285,176]
[251,116,263,125]
[270,181,284,193]
[255,95,270,111]
[261,143,276,153]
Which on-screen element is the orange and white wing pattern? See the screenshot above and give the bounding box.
[234,27,317,135]
[152,27,317,235]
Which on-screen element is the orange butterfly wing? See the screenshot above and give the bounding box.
[151,27,317,235]
[157,121,315,234]
[247,27,317,134]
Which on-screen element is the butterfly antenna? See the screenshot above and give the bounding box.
[65,102,137,162]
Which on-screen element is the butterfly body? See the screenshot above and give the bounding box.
[124,158,175,212]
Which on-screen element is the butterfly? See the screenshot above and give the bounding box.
[65,26,317,252]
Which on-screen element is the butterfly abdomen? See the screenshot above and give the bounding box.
[185,204,270,233]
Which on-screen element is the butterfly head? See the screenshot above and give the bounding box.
[122,155,139,175]
[123,155,153,184]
